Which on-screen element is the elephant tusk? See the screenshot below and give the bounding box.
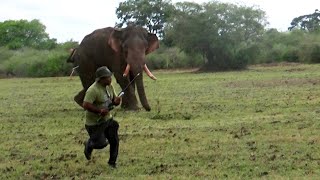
[143,64,157,80]
[123,64,130,77]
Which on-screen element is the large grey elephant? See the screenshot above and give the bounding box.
[67,25,159,111]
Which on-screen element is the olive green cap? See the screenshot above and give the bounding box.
[95,66,113,81]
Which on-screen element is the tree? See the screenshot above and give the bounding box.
[0,19,57,50]
[289,9,320,32]
[116,0,175,37]
[165,2,267,70]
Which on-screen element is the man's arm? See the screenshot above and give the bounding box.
[110,84,121,106]
[83,102,102,114]
[83,101,109,116]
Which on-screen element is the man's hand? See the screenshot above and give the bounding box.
[99,108,109,117]
[113,97,121,106]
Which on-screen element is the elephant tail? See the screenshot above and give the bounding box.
[66,48,77,63]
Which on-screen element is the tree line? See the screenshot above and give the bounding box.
[116,1,320,70]
[0,0,319,77]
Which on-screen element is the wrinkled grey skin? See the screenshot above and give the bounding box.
[67,26,159,111]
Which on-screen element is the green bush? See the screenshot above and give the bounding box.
[27,60,46,77]
[0,47,14,63]
[0,64,6,77]
[1,47,72,77]
[234,49,250,69]
[282,48,299,62]
[271,44,287,62]
[56,40,79,51]
[255,30,320,64]
[310,44,320,63]
[2,48,47,76]
[147,53,167,69]
[235,44,260,65]
[147,46,204,69]
[28,53,70,77]
[7,40,23,50]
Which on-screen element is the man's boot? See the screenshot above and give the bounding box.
[84,141,93,160]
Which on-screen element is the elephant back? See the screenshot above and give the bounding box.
[80,27,113,52]
[78,27,116,67]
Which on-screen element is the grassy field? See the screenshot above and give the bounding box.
[1,63,320,179]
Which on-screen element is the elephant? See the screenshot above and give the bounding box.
[67,25,159,111]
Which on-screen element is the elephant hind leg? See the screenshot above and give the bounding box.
[75,65,96,107]
[74,89,86,107]
[79,72,95,89]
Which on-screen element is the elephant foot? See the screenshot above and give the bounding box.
[121,104,151,111]
[121,103,140,111]
[142,104,151,111]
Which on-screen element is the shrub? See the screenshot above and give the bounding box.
[0,64,6,77]
[147,46,204,69]
[7,41,23,50]
[147,53,167,69]
[282,48,300,62]
[1,47,72,77]
[234,49,250,69]
[0,47,14,63]
[27,51,71,77]
[310,44,320,63]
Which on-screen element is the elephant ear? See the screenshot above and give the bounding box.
[146,33,159,55]
[108,29,122,53]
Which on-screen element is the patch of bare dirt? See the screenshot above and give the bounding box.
[225,78,320,88]
[285,68,306,72]
[153,68,199,73]
[252,62,302,67]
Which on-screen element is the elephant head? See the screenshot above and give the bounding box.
[108,26,159,111]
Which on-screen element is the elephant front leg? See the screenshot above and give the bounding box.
[74,89,86,107]
[75,62,96,108]
[114,72,139,110]
[122,92,139,110]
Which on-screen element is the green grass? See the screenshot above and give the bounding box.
[1,63,320,179]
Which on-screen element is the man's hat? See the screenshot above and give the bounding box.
[95,66,113,81]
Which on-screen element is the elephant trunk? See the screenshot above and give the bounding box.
[135,73,151,111]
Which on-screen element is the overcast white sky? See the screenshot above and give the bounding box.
[0,0,319,42]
